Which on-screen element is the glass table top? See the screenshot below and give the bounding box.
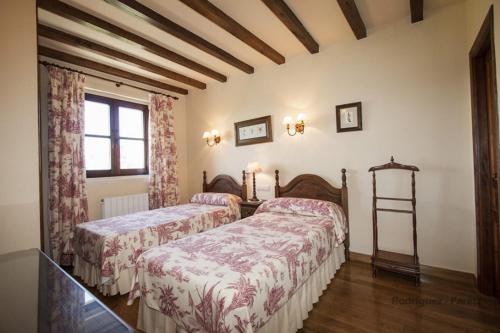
[0,249,133,333]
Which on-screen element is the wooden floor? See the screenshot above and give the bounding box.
[81,260,500,333]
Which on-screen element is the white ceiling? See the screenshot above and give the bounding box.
[37,0,460,96]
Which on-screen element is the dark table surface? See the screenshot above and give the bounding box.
[0,249,133,333]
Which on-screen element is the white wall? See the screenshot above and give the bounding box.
[186,1,477,273]
[0,0,40,254]
[1,0,494,272]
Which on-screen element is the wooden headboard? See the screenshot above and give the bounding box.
[203,171,248,201]
[274,169,349,260]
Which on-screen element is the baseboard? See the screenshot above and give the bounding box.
[349,251,475,281]
[350,251,371,264]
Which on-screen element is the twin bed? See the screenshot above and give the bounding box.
[73,171,247,295]
[73,169,350,333]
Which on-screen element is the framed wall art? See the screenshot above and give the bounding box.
[336,102,362,132]
[234,115,273,146]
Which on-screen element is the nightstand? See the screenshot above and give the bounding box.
[240,201,264,218]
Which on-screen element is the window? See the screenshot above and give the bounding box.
[84,94,148,177]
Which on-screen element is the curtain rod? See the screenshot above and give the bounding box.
[38,60,179,100]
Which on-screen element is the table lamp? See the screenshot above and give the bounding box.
[246,162,262,201]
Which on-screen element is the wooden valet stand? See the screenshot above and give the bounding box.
[369,157,420,285]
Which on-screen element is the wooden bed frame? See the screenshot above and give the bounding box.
[275,169,349,260]
[202,171,248,201]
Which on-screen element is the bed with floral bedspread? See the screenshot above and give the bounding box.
[128,197,347,333]
[72,193,241,295]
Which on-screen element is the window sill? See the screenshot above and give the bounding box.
[86,174,149,182]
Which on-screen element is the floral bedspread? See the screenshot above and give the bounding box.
[128,200,346,333]
[73,202,240,285]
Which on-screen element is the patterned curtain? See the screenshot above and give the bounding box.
[148,94,179,209]
[47,66,88,266]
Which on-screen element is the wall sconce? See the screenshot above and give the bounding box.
[202,129,221,147]
[283,114,305,136]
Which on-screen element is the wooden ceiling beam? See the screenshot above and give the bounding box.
[38,24,206,89]
[261,0,319,54]
[179,0,285,65]
[37,0,226,82]
[410,0,424,23]
[337,0,367,40]
[104,0,254,74]
[38,46,188,95]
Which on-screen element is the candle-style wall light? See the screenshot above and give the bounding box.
[202,130,221,147]
[283,114,305,136]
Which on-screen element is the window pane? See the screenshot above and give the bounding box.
[120,139,145,169]
[85,101,110,136]
[85,137,111,170]
[119,107,144,139]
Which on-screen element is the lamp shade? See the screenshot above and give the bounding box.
[202,131,211,139]
[246,161,262,173]
[282,116,293,125]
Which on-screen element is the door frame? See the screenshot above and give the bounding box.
[469,5,500,298]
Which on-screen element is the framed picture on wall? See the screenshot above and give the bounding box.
[234,115,273,146]
[336,102,362,132]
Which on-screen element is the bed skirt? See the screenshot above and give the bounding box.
[73,255,133,296]
[137,244,346,333]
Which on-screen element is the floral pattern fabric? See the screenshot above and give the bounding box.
[47,66,89,265]
[128,204,347,333]
[149,94,179,209]
[73,201,240,287]
[191,192,242,212]
[255,197,347,244]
